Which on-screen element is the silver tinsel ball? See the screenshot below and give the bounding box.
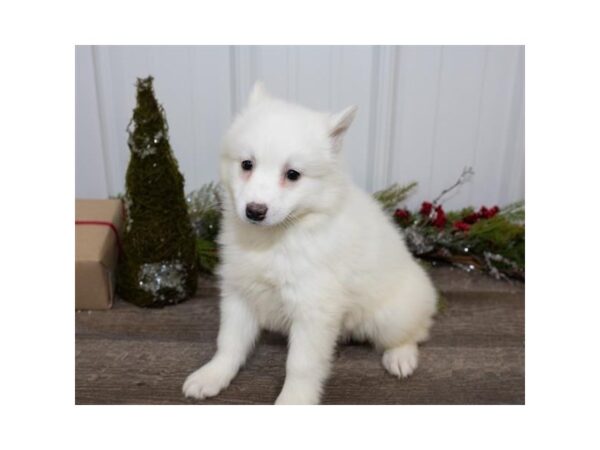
[137,260,187,304]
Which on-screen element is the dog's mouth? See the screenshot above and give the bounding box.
[240,212,292,228]
[246,218,268,226]
[239,211,272,227]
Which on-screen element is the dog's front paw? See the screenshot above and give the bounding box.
[275,384,320,405]
[182,361,232,400]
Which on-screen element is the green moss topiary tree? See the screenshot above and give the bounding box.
[116,76,198,307]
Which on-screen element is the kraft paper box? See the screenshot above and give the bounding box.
[75,199,124,310]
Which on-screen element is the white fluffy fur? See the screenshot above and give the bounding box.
[183,82,437,404]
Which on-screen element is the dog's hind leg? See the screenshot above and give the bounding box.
[369,292,435,379]
[381,342,419,378]
[377,315,433,379]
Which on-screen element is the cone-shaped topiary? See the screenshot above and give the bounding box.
[116,76,198,307]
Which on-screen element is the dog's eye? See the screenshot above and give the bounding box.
[241,160,253,171]
[286,169,301,181]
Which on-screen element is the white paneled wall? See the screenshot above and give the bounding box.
[76,45,524,209]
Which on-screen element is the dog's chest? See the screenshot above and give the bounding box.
[249,244,311,295]
[235,242,316,331]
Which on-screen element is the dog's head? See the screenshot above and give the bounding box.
[221,81,357,227]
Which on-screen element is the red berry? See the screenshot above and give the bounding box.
[394,208,411,219]
[463,213,479,224]
[453,221,471,232]
[432,206,446,228]
[420,202,433,216]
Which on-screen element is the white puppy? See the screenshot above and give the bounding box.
[183,82,437,404]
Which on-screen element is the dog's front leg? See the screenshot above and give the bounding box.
[183,292,259,400]
[275,314,340,405]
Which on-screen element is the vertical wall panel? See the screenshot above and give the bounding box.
[429,46,488,210]
[75,46,109,199]
[76,45,525,209]
[368,46,399,192]
[92,45,148,196]
[390,46,443,208]
[334,46,374,188]
[498,46,525,206]
[189,46,233,191]
[470,46,522,207]
[230,46,254,115]
[253,46,290,99]
[294,46,334,111]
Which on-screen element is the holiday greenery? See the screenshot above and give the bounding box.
[186,182,221,274]
[116,76,198,307]
[186,168,524,281]
[389,168,524,280]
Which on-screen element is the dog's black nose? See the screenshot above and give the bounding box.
[246,202,268,222]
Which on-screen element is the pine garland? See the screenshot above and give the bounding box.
[186,183,221,274]
[385,168,524,280]
[373,181,418,212]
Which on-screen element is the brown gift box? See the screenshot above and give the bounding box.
[75,199,124,310]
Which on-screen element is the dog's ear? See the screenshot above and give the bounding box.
[247,81,269,107]
[329,105,357,152]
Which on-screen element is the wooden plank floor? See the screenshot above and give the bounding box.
[76,266,524,405]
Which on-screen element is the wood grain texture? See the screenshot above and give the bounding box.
[76,267,524,405]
